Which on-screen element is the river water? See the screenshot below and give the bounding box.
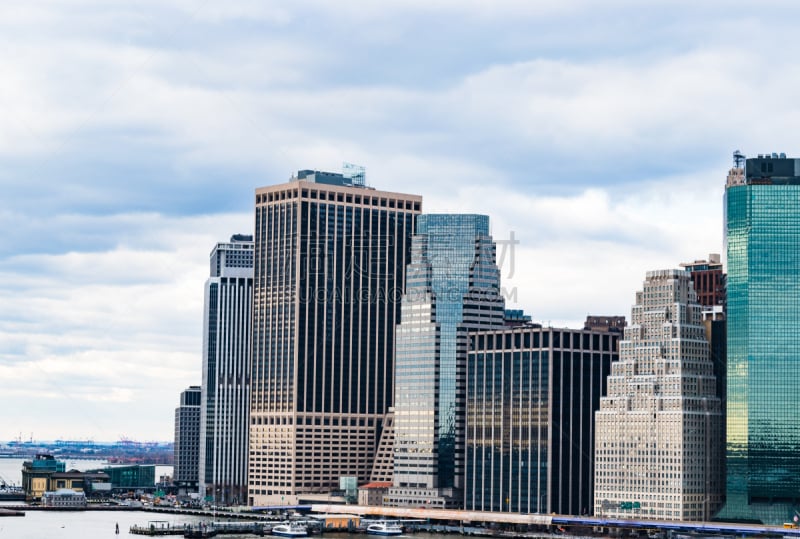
[0,511,467,539]
[0,459,468,539]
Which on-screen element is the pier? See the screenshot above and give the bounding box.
[130,520,187,536]
[0,508,24,517]
[130,520,268,537]
[310,504,800,538]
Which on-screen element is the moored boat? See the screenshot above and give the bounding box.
[367,521,403,536]
[272,523,308,538]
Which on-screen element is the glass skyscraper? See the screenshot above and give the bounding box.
[387,214,505,508]
[720,153,800,524]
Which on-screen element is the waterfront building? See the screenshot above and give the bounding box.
[466,326,619,515]
[249,168,421,506]
[718,153,800,524]
[102,465,155,490]
[358,481,392,506]
[386,214,506,508]
[199,234,253,506]
[41,489,86,507]
[174,386,201,491]
[21,454,65,501]
[51,470,109,493]
[594,269,723,521]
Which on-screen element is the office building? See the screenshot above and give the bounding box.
[466,326,619,515]
[369,408,396,483]
[594,269,723,521]
[249,168,421,506]
[682,254,728,487]
[584,316,627,333]
[199,234,253,506]
[680,254,725,309]
[386,214,506,508]
[718,153,800,524]
[174,386,201,491]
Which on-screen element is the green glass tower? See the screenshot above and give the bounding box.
[720,153,800,524]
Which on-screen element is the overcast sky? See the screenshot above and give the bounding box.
[0,1,796,442]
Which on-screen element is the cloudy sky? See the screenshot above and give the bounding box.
[0,0,795,442]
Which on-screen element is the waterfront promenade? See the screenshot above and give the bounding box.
[310,504,800,538]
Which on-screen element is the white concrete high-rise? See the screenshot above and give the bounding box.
[199,234,253,505]
[594,269,723,521]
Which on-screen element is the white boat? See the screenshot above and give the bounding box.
[367,522,403,536]
[272,523,308,538]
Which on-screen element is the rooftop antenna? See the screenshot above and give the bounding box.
[733,150,745,169]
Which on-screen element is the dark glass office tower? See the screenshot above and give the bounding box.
[466,326,619,515]
[719,153,800,524]
[386,214,506,508]
[199,235,253,506]
[248,170,421,506]
[174,386,201,491]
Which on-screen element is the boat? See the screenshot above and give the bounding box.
[272,523,308,538]
[367,522,404,536]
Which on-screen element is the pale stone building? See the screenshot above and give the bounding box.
[594,269,723,521]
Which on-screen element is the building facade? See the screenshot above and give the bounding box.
[248,169,421,506]
[718,153,800,524]
[22,454,66,501]
[386,214,506,508]
[594,269,723,521]
[466,326,619,515]
[174,386,201,490]
[680,254,725,309]
[199,234,253,506]
[584,316,627,333]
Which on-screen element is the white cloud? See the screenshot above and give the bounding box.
[0,0,796,441]
[0,211,250,440]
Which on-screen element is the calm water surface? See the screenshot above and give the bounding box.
[0,513,463,539]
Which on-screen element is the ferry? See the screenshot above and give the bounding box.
[367,521,404,536]
[272,523,308,538]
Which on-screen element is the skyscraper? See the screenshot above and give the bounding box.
[386,214,506,508]
[199,234,253,506]
[594,269,723,521]
[174,386,201,491]
[248,169,421,506]
[719,153,800,524]
[466,325,619,515]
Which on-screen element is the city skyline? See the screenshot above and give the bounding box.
[2,1,799,441]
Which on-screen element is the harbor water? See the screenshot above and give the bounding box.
[0,511,469,539]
